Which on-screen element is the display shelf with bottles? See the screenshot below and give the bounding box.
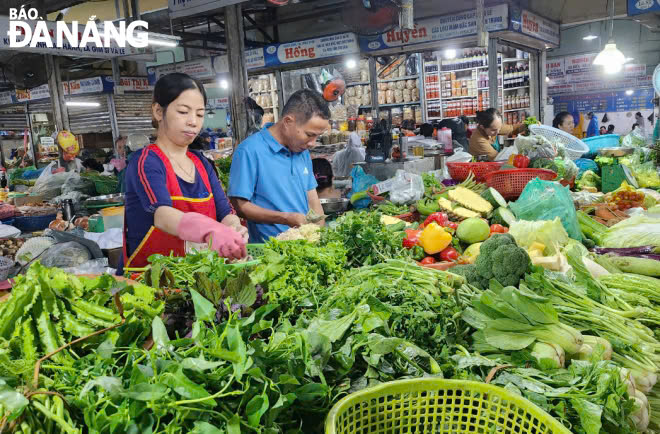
[422,47,533,122]
[248,73,279,123]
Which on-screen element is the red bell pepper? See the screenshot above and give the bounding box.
[440,247,459,262]
[403,229,421,249]
[423,212,449,228]
[513,154,530,169]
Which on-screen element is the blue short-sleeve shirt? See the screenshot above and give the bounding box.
[228,124,317,243]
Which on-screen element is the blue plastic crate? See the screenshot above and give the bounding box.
[582,134,620,157]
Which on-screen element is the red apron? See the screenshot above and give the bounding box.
[123,144,217,268]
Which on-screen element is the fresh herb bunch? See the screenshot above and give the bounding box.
[214,156,232,189]
[320,211,410,268]
[251,239,348,318]
[422,172,443,197]
[319,259,468,352]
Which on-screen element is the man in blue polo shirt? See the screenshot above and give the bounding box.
[228,89,330,242]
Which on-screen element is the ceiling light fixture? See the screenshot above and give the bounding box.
[220,79,229,89]
[444,49,457,59]
[593,0,626,74]
[66,101,100,107]
[345,58,357,69]
[625,89,634,95]
[545,76,550,83]
[583,35,598,40]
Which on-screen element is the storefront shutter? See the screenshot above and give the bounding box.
[112,94,155,138]
[0,105,28,131]
[65,94,111,134]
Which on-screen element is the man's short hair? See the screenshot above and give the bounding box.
[281,89,331,124]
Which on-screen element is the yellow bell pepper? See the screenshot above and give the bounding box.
[418,222,452,255]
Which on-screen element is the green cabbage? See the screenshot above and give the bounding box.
[602,214,660,248]
[508,218,570,255]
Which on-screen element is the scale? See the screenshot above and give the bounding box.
[365,119,393,163]
[598,148,639,193]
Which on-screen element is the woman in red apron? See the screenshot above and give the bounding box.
[119,73,246,274]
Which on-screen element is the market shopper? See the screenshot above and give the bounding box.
[312,158,341,199]
[586,112,600,137]
[332,129,365,178]
[468,108,523,161]
[120,73,247,273]
[552,111,575,134]
[228,89,329,243]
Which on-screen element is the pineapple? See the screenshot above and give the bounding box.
[447,187,493,215]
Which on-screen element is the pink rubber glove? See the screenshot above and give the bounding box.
[177,212,247,260]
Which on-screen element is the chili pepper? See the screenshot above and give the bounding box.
[440,247,459,262]
[490,224,508,235]
[418,222,453,254]
[420,256,437,265]
[513,154,530,169]
[423,212,449,228]
[402,229,421,249]
[445,221,458,230]
[416,198,440,217]
[411,245,426,261]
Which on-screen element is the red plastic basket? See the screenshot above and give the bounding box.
[446,162,504,182]
[484,169,557,200]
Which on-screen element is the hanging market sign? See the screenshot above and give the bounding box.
[358,4,508,52]
[552,88,655,114]
[115,76,153,92]
[0,91,15,105]
[63,77,107,95]
[0,15,156,60]
[546,58,564,77]
[208,97,229,109]
[147,57,217,83]
[15,84,50,102]
[627,0,660,15]
[519,10,560,46]
[168,0,248,19]
[245,48,265,69]
[261,32,359,67]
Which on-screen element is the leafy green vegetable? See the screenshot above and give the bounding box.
[320,211,410,267]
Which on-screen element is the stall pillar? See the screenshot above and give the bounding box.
[537,50,548,124]
[487,38,499,110]
[225,3,249,146]
[529,51,541,121]
[45,55,69,132]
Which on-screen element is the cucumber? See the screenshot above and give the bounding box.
[481,188,507,208]
[491,207,516,227]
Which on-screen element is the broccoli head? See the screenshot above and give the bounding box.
[451,264,484,290]
[473,233,531,288]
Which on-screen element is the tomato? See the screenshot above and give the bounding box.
[420,256,437,265]
[490,224,508,234]
[439,247,459,262]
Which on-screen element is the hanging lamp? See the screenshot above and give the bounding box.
[593,0,626,74]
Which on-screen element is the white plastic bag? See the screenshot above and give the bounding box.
[387,170,424,205]
[495,144,519,162]
[35,161,57,184]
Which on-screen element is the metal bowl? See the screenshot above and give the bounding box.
[598,147,634,157]
[84,194,125,207]
[320,198,350,214]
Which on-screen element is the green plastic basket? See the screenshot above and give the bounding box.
[246,243,264,258]
[325,378,571,434]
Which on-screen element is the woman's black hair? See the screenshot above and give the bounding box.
[552,111,572,129]
[607,124,615,133]
[312,158,333,191]
[152,72,208,128]
[419,123,434,138]
[400,119,416,131]
[82,158,104,172]
[475,108,502,128]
